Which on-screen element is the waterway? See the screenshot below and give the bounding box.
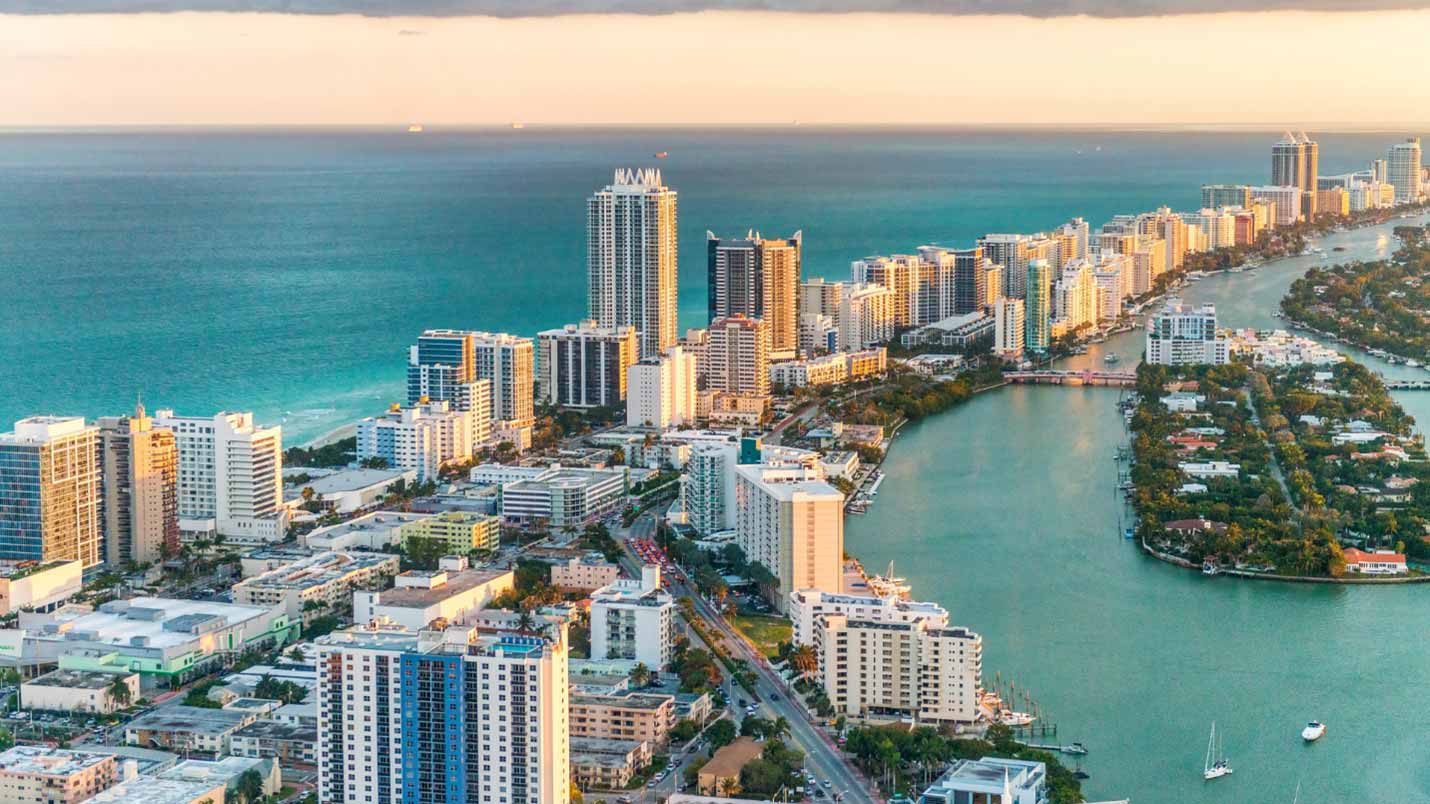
[846,212,1430,804]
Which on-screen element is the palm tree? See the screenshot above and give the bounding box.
[772,716,791,741]
[629,662,652,689]
[107,677,132,709]
[515,609,537,635]
[718,778,741,797]
[790,645,817,679]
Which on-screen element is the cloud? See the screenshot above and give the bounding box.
[4,0,1430,18]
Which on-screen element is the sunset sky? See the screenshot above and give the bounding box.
[5,5,1430,126]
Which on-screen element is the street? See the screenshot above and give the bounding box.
[614,514,878,804]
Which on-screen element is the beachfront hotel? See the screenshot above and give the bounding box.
[588,168,679,360]
[98,403,180,566]
[151,409,286,544]
[0,417,102,570]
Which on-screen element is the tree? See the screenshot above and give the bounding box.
[629,662,652,689]
[234,769,265,804]
[790,644,817,679]
[404,536,449,571]
[718,777,742,798]
[706,718,737,749]
[569,781,584,804]
[107,677,132,709]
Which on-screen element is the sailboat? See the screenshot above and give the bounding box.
[1203,721,1232,780]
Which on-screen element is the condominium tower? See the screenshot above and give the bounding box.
[704,316,771,398]
[1024,259,1052,354]
[1271,131,1319,218]
[588,168,678,358]
[317,623,570,804]
[98,402,179,565]
[0,417,101,569]
[734,463,844,613]
[706,231,801,355]
[151,410,285,542]
[409,329,529,450]
[1388,138,1423,204]
[537,320,640,409]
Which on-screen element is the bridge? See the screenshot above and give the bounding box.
[1383,379,1430,391]
[1006,370,1138,387]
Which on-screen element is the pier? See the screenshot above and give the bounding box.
[1006,370,1138,387]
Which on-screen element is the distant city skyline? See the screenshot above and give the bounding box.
[5,9,1430,126]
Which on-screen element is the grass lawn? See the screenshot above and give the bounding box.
[730,614,792,659]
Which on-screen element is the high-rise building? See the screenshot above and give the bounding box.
[683,441,740,536]
[1388,138,1423,204]
[407,330,495,449]
[1370,158,1389,184]
[837,283,897,350]
[1024,259,1052,354]
[1054,261,1098,333]
[706,231,801,355]
[951,247,987,316]
[1250,186,1303,227]
[993,298,1025,361]
[316,623,570,804]
[734,463,843,613]
[704,316,771,398]
[588,167,678,359]
[473,332,535,450]
[1201,184,1252,210]
[1145,299,1229,366]
[0,417,101,569]
[1272,131,1317,218]
[355,401,473,483]
[915,247,958,324]
[851,255,921,328]
[799,278,844,319]
[537,320,640,409]
[590,565,676,669]
[983,263,1003,308]
[1053,218,1090,265]
[625,346,697,430]
[151,410,285,543]
[1299,133,1319,218]
[978,234,1029,301]
[98,402,179,566]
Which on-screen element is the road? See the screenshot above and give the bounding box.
[615,514,878,804]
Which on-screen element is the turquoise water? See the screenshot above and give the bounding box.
[848,215,1430,804]
[0,127,1414,441]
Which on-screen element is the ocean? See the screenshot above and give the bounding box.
[0,127,1413,441]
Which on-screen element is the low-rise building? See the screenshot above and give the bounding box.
[499,467,628,528]
[124,704,257,757]
[899,311,995,349]
[570,689,677,746]
[233,551,399,625]
[0,560,84,616]
[697,737,764,795]
[300,511,427,551]
[920,757,1047,804]
[293,468,417,514]
[570,737,653,790]
[0,746,118,804]
[4,598,296,684]
[83,776,226,804]
[231,719,318,765]
[1178,461,1241,479]
[157,756,282,800]
[1342,548,1408,575]
[788,589,949,647]
[551,555,622,592]
[818,451,860,481]
[817,614,982,726]
[239,547,315,578]
[1159,392,1205,412]
[352,556,514,630]
[20,668,140,714]
[398,510,501,554]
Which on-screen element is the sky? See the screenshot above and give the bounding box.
[4,4,1430,126]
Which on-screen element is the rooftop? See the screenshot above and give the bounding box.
[701,737,764,779]
[125,704,251,736]
[236,551,397,592]
[25,667,132,689]
[372,568,514,608]
[234,719,316,742]
[84,777,223,804]
[0,746,113,777]
[34,597,276,652]
[158,756,275,786]
[302,468,412,494]
[572,691,675,711]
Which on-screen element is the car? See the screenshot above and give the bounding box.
[770,693,780,701]
[647,780,656,788]
[823,780,832,788]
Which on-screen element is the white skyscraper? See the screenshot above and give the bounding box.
[355,400,473,483]
[1388,138,1423,204]
[993,298,1025,361]
[625,345,697,430]
[151,410,286,543]
[588,168,679,358]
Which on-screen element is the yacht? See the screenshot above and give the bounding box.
[1104,353,1121,365]
[407,123,424,133]
[1203,722,1233,780]
[1301,721,1326,742]
[1202,560,1219,576]
[998,710,1035,727]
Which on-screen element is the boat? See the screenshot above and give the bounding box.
[1203,721,1233,780]
[654,151,669,159]
[1104,353,1121,364]
[1407,359,1422,368]
[1301,721,1326,742]
[1202,560,1219,576]
[997,709,1035,727]
[1124,528,1135,540]
[510,122,525,129]
[407,123,424,133]
[1064,742,1088,755]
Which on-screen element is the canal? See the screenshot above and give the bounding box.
[846,213,1430,804]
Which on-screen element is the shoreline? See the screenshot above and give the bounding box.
[301,422,357,449]
[1138,538,1430,584]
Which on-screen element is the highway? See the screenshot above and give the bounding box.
[615,514,878,804]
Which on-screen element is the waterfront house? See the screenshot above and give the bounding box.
[1162,518,1228,538]
[1178,460,1241,479]
[1342,548,1408,575]
[919,757,1046,804]
[1159,392,1205,412]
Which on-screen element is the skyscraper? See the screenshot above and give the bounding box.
[1388,138,1423,204]
[705,316,772,398]
[99,402,179,566]
[537,320,640,409]
[151,410,286,543]
[851,255,921,328]
[0,417,101,569]
[407,329,496,449]
[1024,259,1052,354]
[951,247,987,315]
[588,168,678,358]
[1271,131,1318,218]
[1201,184,1251,210]
[993,298,1025,361]
[706,231,801,355]
[978,234,1029,301]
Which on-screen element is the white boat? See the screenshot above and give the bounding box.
[1203,721,1232,780]
[1301,721,1326,742]
[406,123,424,133]
[1202,560,1219,576]
[998,709,1035,727]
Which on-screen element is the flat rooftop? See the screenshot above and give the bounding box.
[36,598,274,652]
[303,468,411,494]
[0,746,113,777]
[85,777,222,804]
[158,756,273,785]
[126,705,250,735]
[572,691,674,711]
[25,667,130,689]
[235,719,316,742]
[239,551,397,592]
[374,568,513,608]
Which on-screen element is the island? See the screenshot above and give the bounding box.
[1129,359,1430,580]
